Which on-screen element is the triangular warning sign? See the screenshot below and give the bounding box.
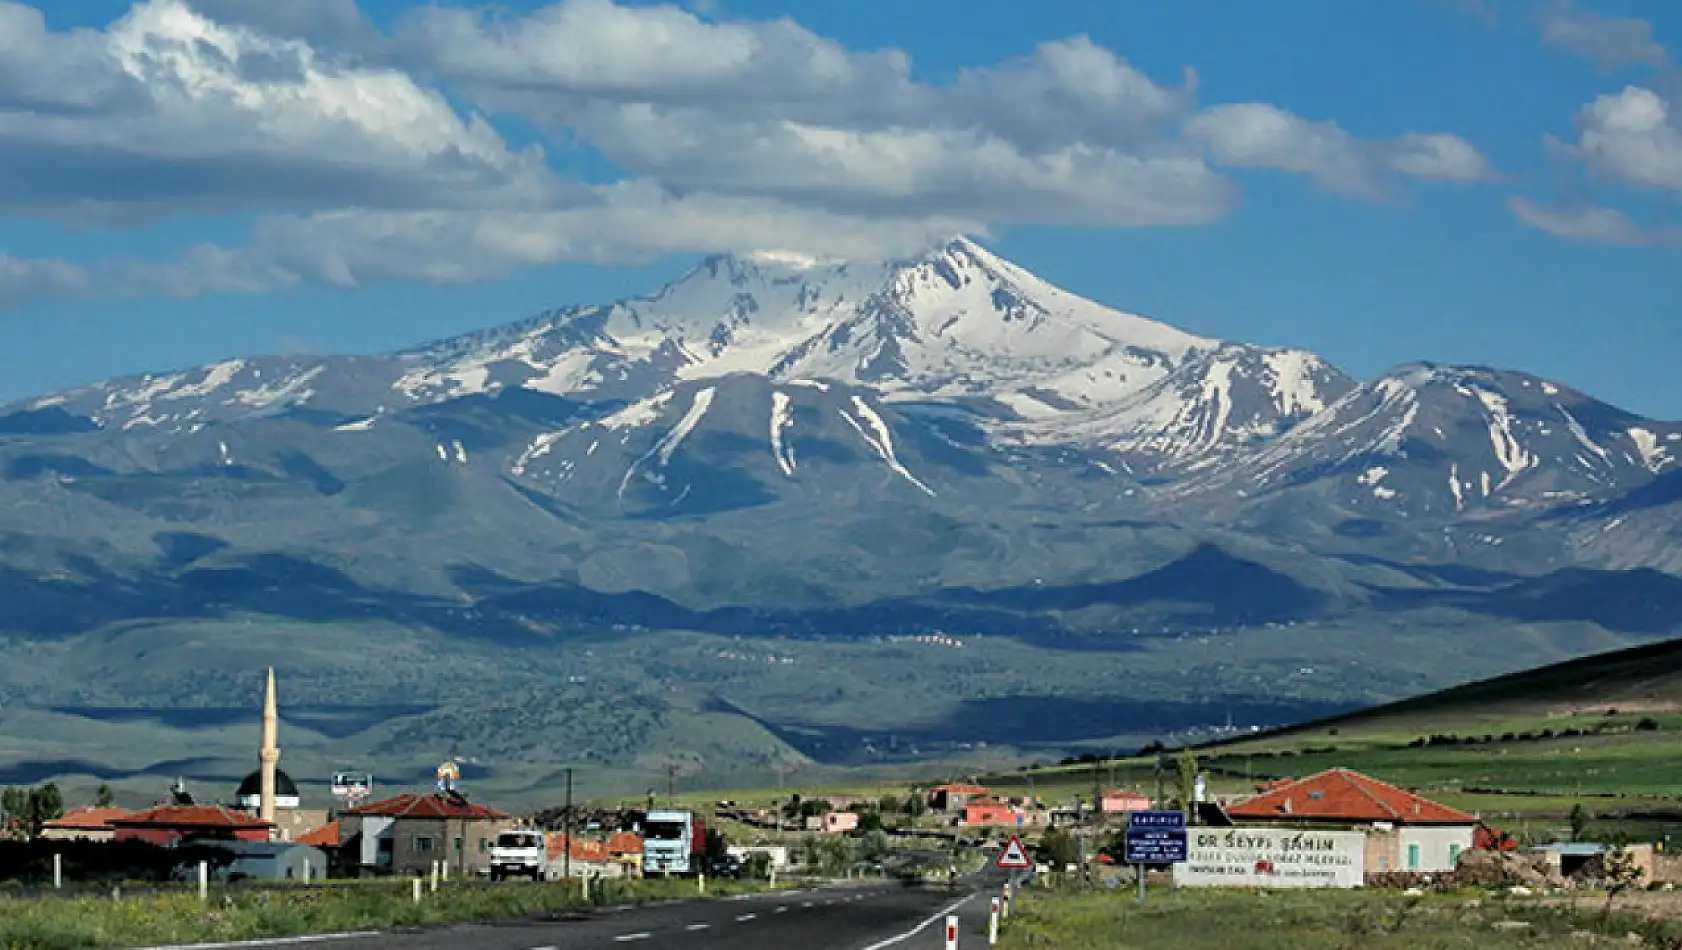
[995,835,1033,869]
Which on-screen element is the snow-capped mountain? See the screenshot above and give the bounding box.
[5,235,1681,581]
[17,237,1347,475]
[1195,363,1682,515]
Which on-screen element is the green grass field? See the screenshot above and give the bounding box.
[996,886,1682,949]
[0,876,777,950]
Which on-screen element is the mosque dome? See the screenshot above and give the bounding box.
[235,769,301,809]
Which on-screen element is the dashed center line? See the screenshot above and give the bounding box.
[612,935,651,943]
[736,913,758,922]
[774,905,789,913]
[684,923,710,932]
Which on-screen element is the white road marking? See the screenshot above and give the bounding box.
[613,935,652,943]
[802,901,815,907]
[774,906,789,913]
[118,934,382,950]
[859,894,977,950]
[685,924,710,932]
[736,913,758,922]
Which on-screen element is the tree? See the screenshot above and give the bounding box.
[1601,838,1645,922]
[704,827,730,862]
[742,852,773,880]
[0,783,64,840]
[1570,804,1591,843]
[904,793,926,819]
[877,794,901,815]
[1174,750,1199,819]
[95,784,116,809]
[1037,827,1079,870]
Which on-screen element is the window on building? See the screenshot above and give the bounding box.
[479,838,489,853]
[1449,844,1462,866]
[1407,844,1420,870]
[414,836,434,853]
[454,838,464,855]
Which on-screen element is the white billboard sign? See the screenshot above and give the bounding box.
[1173,828,1365,889]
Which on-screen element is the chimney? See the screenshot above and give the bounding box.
[259,667,280,828]
[1282,797,1292,815]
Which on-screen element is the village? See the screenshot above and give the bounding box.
[2,670,1673,899]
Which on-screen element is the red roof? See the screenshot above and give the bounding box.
[44,807,132,830]
[1227,769,1475,825]
[297,821,340,848]
[546,835,613,862]
[111,805,273,829]
[606,832,643,855]
[343,793,509,821]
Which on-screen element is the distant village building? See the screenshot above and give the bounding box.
[339,792,513,877]
[210,841,330,882]
[1101,791,1152,814]
[109,805,274,846]
[961,798,1025,827]
[232,670,329,842]
[820,812,859,834]
[40,807,131,842]
[1226,768,1477,873]
[927,784,990,813]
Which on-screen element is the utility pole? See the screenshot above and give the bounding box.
[563,767,573,882]
[1154,756,1165,808]
[667,762,677,806]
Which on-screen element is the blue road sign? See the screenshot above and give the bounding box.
[1128,810,1186,829]
[1123,828,1188,864]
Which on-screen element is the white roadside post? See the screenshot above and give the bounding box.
[945,914,959,950]
[430,861,440,892]
[441,860,449,883]
[302,859,312,884]
[412,877,422,904]
[198,861,208,903]
[581,870,590,902]
[698,871,706,895]
[989,898,1000,945]
[52,853,61,890]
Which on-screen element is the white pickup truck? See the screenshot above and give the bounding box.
[488,829,562,881]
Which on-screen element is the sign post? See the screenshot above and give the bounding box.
[989,898,1000,945]
[994,836,1033,872]
[1123,810,1188,903]
[945,914,959,949]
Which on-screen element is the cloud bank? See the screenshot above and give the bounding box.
[0,0,1501,305]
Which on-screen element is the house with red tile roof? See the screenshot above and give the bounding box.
[296,821,339,848]
[1227,769,1477,874]
[109,805,274,846]
[927,783,990,812]
[339,792,513,878]
[41,807,133,842]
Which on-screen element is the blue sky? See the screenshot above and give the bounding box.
[3,0,1681,416]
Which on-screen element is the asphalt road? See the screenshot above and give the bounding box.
[156,872,1019,950]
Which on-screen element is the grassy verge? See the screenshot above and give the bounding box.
[995,886,1682,949]
[0,877,777,950]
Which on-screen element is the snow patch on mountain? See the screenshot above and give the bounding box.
[839,396,935,496]
[1629,427,1675,473]
[618,386,716,499]
[770,391,797,476]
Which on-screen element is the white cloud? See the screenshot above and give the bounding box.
[0,254,92,306]
[0,0,549,221]
[1554,86,1682,194]
[0,0,1500,304]
[1384,132,1497,181]
[1508,197,1680,245]
[1538,0,1668,71]
[1184,104,1492,195]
